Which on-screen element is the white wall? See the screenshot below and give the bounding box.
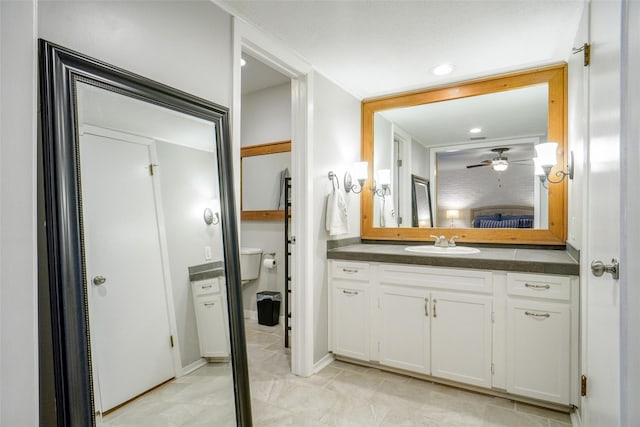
[411,140,429,179]
[0,1,38,425]
[240,83,290,314]
[620,0,640,424]
[567,5,589,250]
[241,83,291,147]
[155,141,223,368]
[312,72,360,363]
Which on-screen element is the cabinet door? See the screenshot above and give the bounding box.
[332,283,370,361]
[430,292,493,388]
[507,300,570,404]
[195,294,230,358]
[379,285,430,373]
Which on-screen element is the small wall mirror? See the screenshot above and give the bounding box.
[411,175,433,228]
[241,140,291,220]
[361,65,567,245]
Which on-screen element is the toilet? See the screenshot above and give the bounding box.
[240,248,262,284]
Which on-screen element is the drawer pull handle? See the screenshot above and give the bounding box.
[433,299,437,318]
[342,290,359,296]
[342,268,359,274]
[524,283,550,290]
[525,311,550,318]
[201,285,213,289]
[204,302,216,307]
[424,298,429,317]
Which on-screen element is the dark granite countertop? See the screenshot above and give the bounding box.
[188,261,224,282]
[327,244,579,276]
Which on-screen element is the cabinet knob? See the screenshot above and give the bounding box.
[92,275,107,286]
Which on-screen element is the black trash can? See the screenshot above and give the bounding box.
[256,291,281,326]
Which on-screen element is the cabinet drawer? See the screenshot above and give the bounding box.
[507,273,570,301]
[331,261,370,281]
[192,279,220,296]
[380,264,493,293]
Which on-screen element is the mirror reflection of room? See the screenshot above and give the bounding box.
[76,82,235,423]
[373,83,549,229]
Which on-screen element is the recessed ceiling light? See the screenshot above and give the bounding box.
[469,127,482,134]
[240,58,247,67]
[431,63,454,76]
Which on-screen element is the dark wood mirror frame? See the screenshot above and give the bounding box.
[39,40,252,425]
[361,64,568,245]
[240,140,291,221]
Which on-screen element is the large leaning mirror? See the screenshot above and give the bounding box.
[362,65,567,245]
[39,40,251,425]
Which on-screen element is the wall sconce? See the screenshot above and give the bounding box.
[204,200,220,226]
[446,209,459,228]
[373,169,391,198]
[534,142,574,184]
[344,161,368,194]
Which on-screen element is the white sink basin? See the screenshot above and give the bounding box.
[405,246,480,255]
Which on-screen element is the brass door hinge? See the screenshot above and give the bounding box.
[581,374,588,396]
[573,43,590,67]
[170,335,175,348]
[149,163,159,176]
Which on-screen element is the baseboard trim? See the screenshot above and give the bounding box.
[313,353,335,374]
[570,408,581,426]
[179,358,207,377]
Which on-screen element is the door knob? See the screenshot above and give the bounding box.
[92,275,107,286]
[590,259,619,280]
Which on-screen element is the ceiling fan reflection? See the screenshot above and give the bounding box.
[465,147,531,171]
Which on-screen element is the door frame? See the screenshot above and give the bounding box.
[230,17,315,376]
[79,124,182,379]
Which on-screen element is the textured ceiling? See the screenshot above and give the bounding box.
[220,0,584,99]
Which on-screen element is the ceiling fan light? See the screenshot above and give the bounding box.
[492,159,508,172]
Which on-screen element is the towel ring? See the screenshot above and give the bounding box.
[328,171,340,191]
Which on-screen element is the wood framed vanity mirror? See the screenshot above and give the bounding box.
[240,140,291,221]
[361,64,567,245]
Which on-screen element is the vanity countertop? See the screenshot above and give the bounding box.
[327,244,579,276]
[188,261,225,282]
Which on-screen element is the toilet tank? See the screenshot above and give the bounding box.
[240,248,262,282]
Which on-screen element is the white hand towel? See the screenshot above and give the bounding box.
[326,189,348,236]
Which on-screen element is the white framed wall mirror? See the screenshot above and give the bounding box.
[39,40,252,425]
[361,65,568,245]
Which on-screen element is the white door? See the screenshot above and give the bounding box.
[80,132,175,413]
[582,1,622,424]
[430,292,492,388]
[378,285,429,373]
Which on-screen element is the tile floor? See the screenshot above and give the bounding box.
[100,318,573,426]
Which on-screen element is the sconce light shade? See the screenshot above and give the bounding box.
[533,144,574,185]
[534,142,559,167]
[446,209,460,219]
[345,161,369,193]
[533,157,545,176]
[377,169,391,186]
[353,162,369,181]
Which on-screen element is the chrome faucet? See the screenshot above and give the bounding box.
[430,235,459,247]
[430,235,448,248]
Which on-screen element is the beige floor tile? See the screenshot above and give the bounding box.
[516,401,572,423]
[483,404,551,426]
